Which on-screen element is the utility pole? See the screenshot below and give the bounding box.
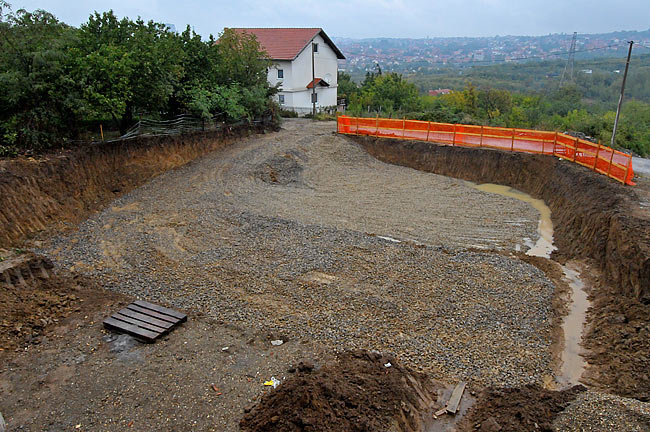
[311,42,316,118]
[560,32,577,87]
[611,41,634,148]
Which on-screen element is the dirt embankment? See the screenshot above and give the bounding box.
[352,136,650,303]
[0,125,267,248]
[459,384,587,431]
[0,252,123,353]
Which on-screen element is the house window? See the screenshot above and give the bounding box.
[279,95,285,105]
[277,69,284,79]
[313,43,318,53]
[311,93,317,103]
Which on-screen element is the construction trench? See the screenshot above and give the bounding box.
[0,119,649,431]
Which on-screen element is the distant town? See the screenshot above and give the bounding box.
[334,29,650,73]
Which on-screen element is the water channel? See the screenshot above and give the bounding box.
[469,183,589,387]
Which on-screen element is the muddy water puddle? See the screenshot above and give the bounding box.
[557,263,589,386]
[469,183,555,258]
[469,183,589,386]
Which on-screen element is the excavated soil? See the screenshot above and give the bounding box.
[0,252,117,352]
[0,124,268,248]
[582,278,650,401]
[240,350,445,432]
[1,119,649,430]
[37,120,556,390]
[459,384,586,431]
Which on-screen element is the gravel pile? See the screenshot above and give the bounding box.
[553,391,650,431]
[41,119,555,388]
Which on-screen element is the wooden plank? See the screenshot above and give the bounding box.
[133,300,187,321]
[118,308,176,329]
[126,304,179,323]
[446,381,467,414]
[103,317,159,343]
[113,312,169,333]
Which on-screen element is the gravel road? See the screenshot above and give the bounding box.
[633,156,650,177]
[554,391,650,431]
[42,119,554,388]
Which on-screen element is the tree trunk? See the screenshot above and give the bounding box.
[119,102,134,136]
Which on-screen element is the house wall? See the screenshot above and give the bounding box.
[270,34,339,112]
[267,60,292,92]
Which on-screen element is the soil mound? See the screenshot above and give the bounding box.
[0,252,118,351]
[0,253,76,350]
[460,384,586,431]
[240,350,441,432]
[256,151,305,185]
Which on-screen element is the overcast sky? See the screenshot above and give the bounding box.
[11,0,650,39]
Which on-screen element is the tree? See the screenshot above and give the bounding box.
[351,72,419,114]
[478,88,512,120]
[74,11,183,134]
[0,5,278,154]
[180,28,273,121]
[337,71,358,102]
[214,28,269,88]
[0,7,84,152]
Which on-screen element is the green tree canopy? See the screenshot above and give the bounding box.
[0,4,277,154]
[0,7,83,151]
[74,11,183,133]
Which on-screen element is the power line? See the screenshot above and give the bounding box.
[560,32,577,86]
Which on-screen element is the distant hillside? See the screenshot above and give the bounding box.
[334,29,650,75]
[407,54,650,105]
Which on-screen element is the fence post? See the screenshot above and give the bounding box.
[553,132,558,156]
[541,137,545,154]
[452,124,457,146]
[336,112,339,134]
[573,137,579,162]
[402,117,406,139]
[511,128,515,151]
[426,121,431,142]
[607,147,615,178]
[593,141,601,170]
[355,116,359,136]
[375,114,379,138]
[480,125,484,147]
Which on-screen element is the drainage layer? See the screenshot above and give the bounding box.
[351,136,650,303]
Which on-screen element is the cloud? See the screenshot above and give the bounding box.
[13,0,650,39]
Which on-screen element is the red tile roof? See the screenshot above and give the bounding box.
[306,78,330,89]
[429,89,453,96]
[229,28,345,61]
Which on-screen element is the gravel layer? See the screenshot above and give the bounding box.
[553,391,650,431]
[41,119,554,388]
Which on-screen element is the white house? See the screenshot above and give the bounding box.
[230,28,345,114]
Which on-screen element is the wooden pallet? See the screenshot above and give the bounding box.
[103,300,187,343]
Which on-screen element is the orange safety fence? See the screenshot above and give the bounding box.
[337,115,635,186]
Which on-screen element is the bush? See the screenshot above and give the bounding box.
[279,109,298,118]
